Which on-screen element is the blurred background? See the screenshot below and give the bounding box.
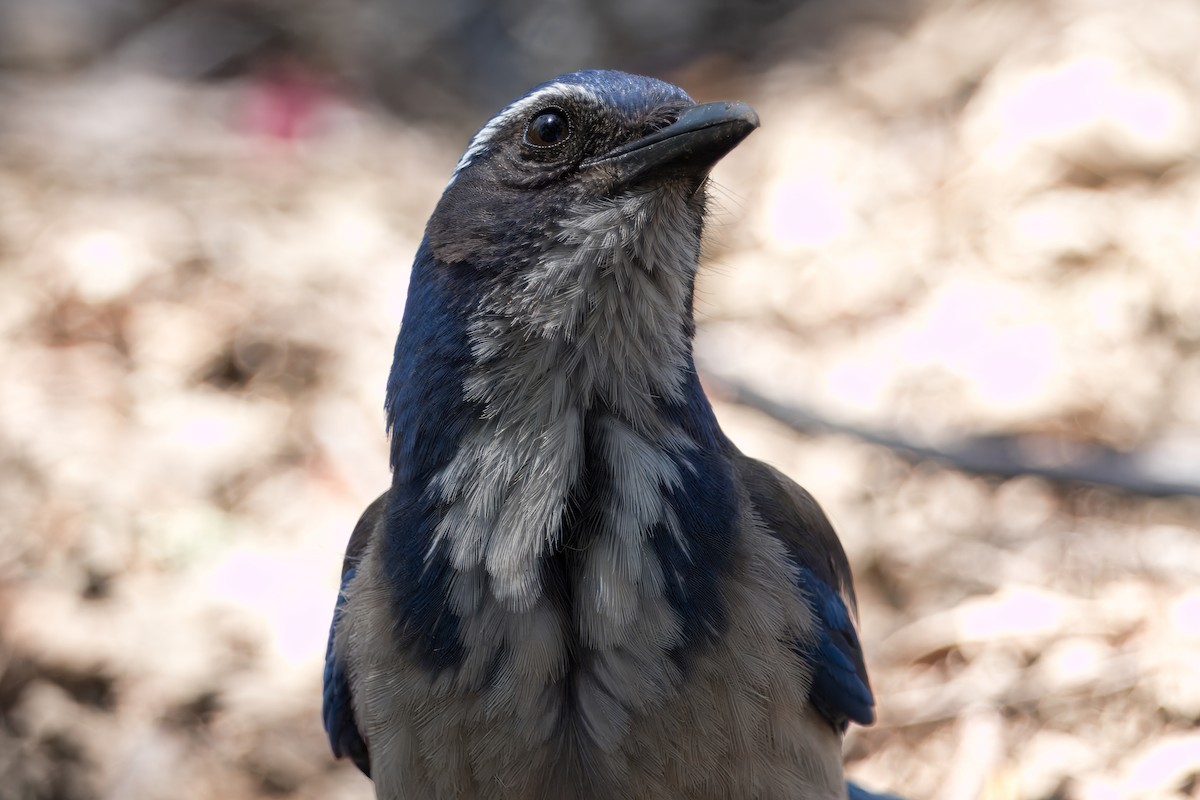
[1,0,1199,798]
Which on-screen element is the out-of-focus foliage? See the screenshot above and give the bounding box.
[0,1,1198,799]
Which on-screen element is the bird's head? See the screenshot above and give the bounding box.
[426,70,758,267]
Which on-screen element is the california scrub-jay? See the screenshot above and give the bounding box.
[323,70,875,800]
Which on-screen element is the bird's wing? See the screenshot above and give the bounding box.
[733,454,875,730]
[847,780,905,800]
[322,490,387,777]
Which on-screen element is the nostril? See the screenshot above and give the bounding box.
[641,106,685,137]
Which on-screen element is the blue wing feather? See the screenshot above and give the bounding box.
[322,493,387,777]
[322,564,371,776]
[732,454,874,731]
[847,780,905,800]
[793,565,875,729]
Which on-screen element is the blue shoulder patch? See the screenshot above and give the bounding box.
[650,442,738,658]
[792,565,875,729]
[322,564,371,777]
[381,488,464,673]
[651,362,739,660]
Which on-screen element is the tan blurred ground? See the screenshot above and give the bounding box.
[1,1,1199,798]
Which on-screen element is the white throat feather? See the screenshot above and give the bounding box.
[431,186,703,609]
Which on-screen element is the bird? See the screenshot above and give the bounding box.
[322,69,875,800]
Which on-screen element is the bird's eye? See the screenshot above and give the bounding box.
[525,108,570,147]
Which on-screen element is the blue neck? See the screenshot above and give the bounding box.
[385,241,484,485]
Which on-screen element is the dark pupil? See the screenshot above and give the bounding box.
[529,112,567,146]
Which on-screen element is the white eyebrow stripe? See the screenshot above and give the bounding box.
[446,82,601,186]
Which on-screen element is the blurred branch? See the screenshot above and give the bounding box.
[704,372,1200,498]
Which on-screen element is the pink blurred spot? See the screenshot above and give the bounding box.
[237,57,333,145]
